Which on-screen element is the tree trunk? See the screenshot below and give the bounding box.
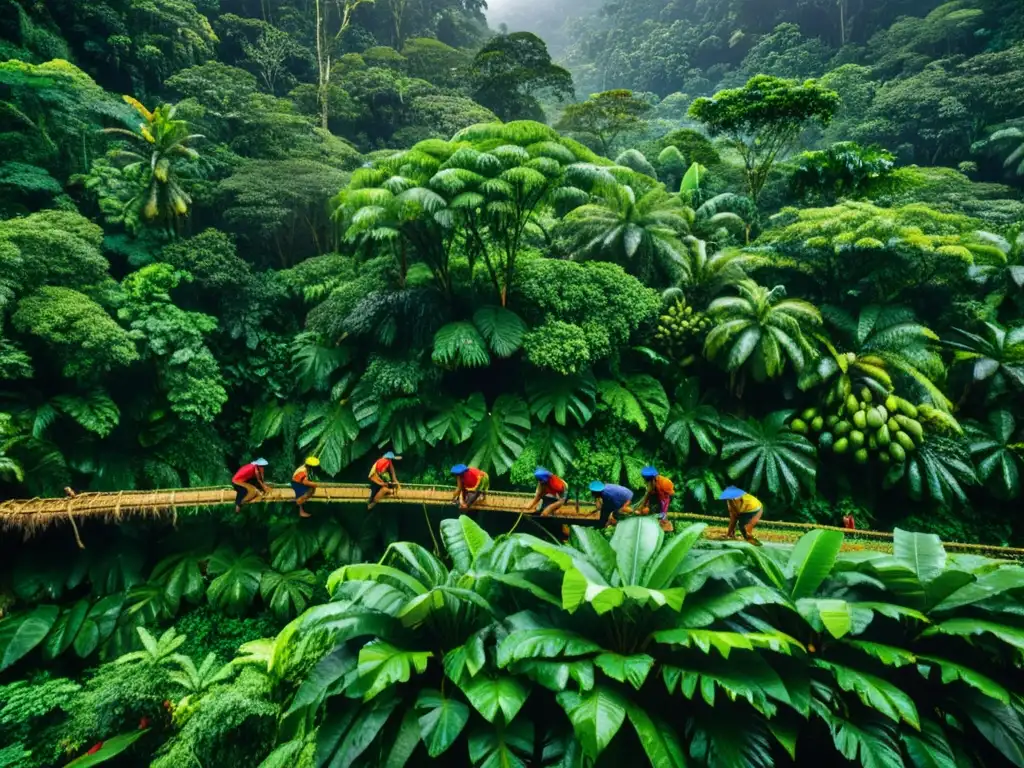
[315,0,330,131]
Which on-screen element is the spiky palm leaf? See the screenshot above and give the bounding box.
[945,322,1024,403]
[965,410,1022,499]
[597,375,670,432]
[663,378,720,461]
[804,305,948,408]
[432,322,491,369]
[705,280,821,381]
[720,411,818,500]
[562,182,693,284]
[527,373,597,427]
[472,307,526,358]
[884,436,977,506]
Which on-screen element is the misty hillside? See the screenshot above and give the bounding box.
[485,0,603,56]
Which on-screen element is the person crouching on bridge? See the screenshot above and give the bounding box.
[637,466,675,533]
[451,464,489,510]
[368,451,402,510]
[292,457,319,518]
[720,486,763,547]
[589,481,633,527]
[527,467,568,516]
[232,458,269,513]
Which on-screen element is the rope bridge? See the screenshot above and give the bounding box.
[0,483,1021,560]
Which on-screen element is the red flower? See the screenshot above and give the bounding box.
[139,716,151,729]
[86,742,104,755]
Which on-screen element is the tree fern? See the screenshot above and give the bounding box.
[432,322,491,369]
[473,307,526,358]
[427,393,486,446]
[469,395,531,475]
[597,374,669,432]
[52,389,120,438]
[527,372,597,427]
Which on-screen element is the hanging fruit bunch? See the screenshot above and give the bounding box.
[792,388,927,466]
[654,298,713,367]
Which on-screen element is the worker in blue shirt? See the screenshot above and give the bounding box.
[588,480,633,527]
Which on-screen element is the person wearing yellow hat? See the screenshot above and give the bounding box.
[368,451,402,510]
[292,456,320,518]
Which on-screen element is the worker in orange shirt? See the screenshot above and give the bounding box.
[368,451,402,510]
[637,466,675,532]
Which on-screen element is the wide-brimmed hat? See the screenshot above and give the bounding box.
[253,458,269,467]
[305,456,320,467]
[534,467,552,480]
[719,486,746,500]
[451,464,469,475]
[641,466,658,479]
[384,451,402,460]
[589,481,605,493]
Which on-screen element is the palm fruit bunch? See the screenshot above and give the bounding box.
[655,298,713,365]
[790,406,832,449]
[806,387,926,466]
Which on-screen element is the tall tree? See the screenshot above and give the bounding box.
[689,75,840,203]
[315,0,375,130]
[555,89,653,157]
[470,32,574,122]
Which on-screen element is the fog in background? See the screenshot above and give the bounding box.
[484,0,603,57]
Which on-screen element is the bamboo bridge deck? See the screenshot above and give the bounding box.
[0,483,1021,560]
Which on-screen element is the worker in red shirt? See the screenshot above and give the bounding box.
[526,467,568,516]
[451,464,489,509]
[232,458,269,513]
[368,451,402,509]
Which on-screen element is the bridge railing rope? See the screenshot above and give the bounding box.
[1,483,1021,560]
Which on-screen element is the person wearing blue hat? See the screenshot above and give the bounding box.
[231,458,270,514]
[720,486,763,546]
[526,467,569,516]
[368,450,403,510]
[589,480,633,527]
[451,463,490,509]
[637,466,675,533]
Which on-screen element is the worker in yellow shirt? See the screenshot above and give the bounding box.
[720,486,763,546]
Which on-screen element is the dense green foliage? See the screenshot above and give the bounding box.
[2,0,1024,764]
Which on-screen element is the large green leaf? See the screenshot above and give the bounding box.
[597,374,669,431]
[65,729,149,767]
[384,707,420,768]
[527,373,597,427]
[206,548,264,616]
[893,528,946,584]
[932,566,1024,613]
[609,516,663,586]
[642,523,705,590]
[473,306,526,358]
[788,529,844,599]
[569,528,618,583]
[653,628,801,656]
[902,718,957,768]
[260,569,315,621]
[467,719,533,768]
[679,586,792,628]
[42,600,88,661]
[815,660,919,728]
[663,653,791,716]
[816,708,902,768]
[921,618,1024,652]
[433,321,491,368]
[440,515,493,573]
[960,689,1024,767]
[0,605,58,671]
[299,400,361,476]
[624,701,686,768]
[327,564,428,597]
[320,696,401,768]
[556,686,627,762]
[150,551,205,608]
[460,675,530,723]
[426,393,486,445]
[468,394,531,475]
[357,641,432,701]
[593,652,653,689]
[916,655,1009,703]
[269,525,320,572]
[496,629,601,669]
[416,690,469,757]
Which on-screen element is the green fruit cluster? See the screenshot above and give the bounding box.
[794,388,927,466]
[655,299,713,363]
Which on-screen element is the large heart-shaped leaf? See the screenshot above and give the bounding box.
[206,548,265,616]
[416,690,470,757]
[0,605,58,671]
[460,675,529,723]
[556,686,627,761]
